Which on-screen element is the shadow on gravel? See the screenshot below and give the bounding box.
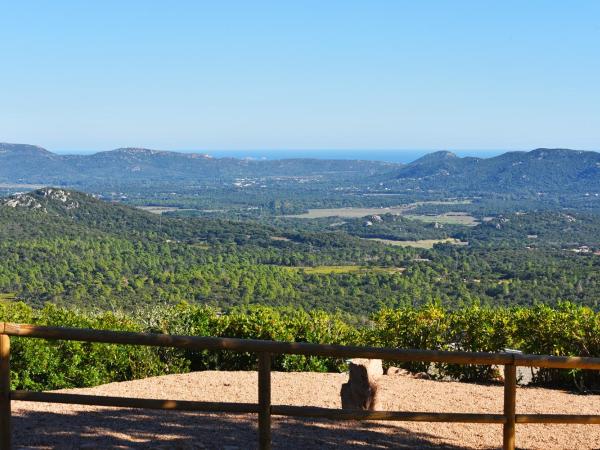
[12,408,493,449]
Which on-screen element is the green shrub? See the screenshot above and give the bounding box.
[442,304,515,381]
[368,303,449,374]
[1,299,599,391]
[1,302,186,390]
[514,302,600,388]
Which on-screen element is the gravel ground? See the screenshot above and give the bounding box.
[11,371,600,449]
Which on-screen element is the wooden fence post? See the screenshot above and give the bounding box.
[503,362,516,450]
[258,352,272,450]
[0,334,10,450]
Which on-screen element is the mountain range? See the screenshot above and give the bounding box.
[389,149,600,194]
[1,142,599,198]
[0,143,396,185]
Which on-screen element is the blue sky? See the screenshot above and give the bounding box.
[1,1,599,153]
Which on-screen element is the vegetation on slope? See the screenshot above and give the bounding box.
[2,189,600,315]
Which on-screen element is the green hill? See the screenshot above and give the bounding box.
[0,143,397,185]
[387,148,600,195]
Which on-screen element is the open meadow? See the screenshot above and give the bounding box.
[364,238,467,249]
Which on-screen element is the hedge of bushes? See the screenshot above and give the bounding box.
[0,300,599,391]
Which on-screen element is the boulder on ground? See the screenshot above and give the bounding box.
[386,366,411,376]
[413,372,431,380]
[386,367,431,379]
[340,358,382,410]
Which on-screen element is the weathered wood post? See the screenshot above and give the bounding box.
[258,352,272,450]
[0,332,10,450]
[503,362,517,450]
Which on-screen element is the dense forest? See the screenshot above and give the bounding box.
[0,185,599,393]
[1,189,600,317]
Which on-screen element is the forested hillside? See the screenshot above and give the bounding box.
[0,143,396,185]
[2,188,600,316]
[387,148,600,194]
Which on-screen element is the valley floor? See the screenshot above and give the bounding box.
[12,371,600,449]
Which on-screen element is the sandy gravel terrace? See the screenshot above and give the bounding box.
[11,371,600,449]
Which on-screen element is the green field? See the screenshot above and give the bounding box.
[286,206,412,219]
[286,200,472,219]
[404,212,478,226]
[0,183,44,190]
[366,238,468,248]
[137,206,191,214]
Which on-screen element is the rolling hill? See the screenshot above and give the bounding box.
[2,142,599,196]
[386,148,600,194]
[0,143,398,185]
[3,143,599,212]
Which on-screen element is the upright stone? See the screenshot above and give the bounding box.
[340,358,383,410]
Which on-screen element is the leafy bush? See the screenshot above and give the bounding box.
[0,302,187,390]
[367,303,449,373]
[513,302,600,388]
[442,304,516,381]
[1,300,599,391]
[150,304,356,372]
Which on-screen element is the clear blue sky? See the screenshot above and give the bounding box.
[1,1,599,153]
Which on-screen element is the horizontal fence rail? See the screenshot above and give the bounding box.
[1,322,599,450]
[11,391,260,413]
[4,322,600,369]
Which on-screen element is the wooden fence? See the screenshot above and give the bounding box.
[1,321,600,449]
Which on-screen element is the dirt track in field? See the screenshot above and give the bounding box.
[12,371,600,449]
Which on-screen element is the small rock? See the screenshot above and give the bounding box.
[386,366,411,376]
[413,372,431,380]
